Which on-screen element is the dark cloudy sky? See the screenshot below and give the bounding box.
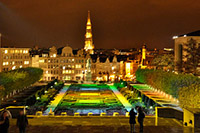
[0,0,200,49]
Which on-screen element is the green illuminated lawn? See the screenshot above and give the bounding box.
[55,84,126,115]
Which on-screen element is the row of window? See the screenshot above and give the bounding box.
[43,76,83,81]
[2,65,23,71]
[45,69,83,74]
[2,61,29,66]
[63,70,74,74]
[3,55,30,60]
[44,76,72,81]
[47,64,84,69]
[4,49,29,54]
[39,59,86,63]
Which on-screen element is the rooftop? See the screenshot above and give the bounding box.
[178,30,200,37]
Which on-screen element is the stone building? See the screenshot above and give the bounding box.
[119,59,139,81]
[174,30,200,73]
[0,48,31,72]
[91,56,120,81]
[32,46,88,81]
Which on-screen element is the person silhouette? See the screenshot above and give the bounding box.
[17,110,28,133]
[129,108,137,133]
[137,107,145,132]
[0,111,10,133]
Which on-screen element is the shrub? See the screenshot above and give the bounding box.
[0,67,43,97]
[136,69,200,98]
[178,84,200,109]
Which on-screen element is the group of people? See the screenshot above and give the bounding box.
[129,106,145,133]
[0,108,28,133]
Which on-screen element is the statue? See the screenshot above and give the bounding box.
[86,58,92,82]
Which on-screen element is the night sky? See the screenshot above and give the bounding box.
[0,0,200,49]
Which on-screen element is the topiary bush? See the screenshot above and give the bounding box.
[178,84,200,109]
[136,69,200,98]
[0,67,43,97]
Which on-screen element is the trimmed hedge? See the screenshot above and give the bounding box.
[179,84,200,109]
[0,67,43,97]
[136,69,200,98]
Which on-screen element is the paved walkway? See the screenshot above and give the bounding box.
[8,117,199,133]
[44,85,69,115]
[131,84,182,111]
[109,85,133,112]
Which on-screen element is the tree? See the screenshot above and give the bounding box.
[151,54,174,70]
[179,84,200,109]
[183,38,200,76]
[0,85,5,104]
[135,69,200,97]
[0,67,43,97]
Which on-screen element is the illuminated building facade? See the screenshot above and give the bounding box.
[0,48,31,72]
[174,30,200,73]
[84,11,94,54]
[140,44,147,68]
[136,44,155,69]
[32,46,87,81]
[119,59,139,81]
[91,56,120,81]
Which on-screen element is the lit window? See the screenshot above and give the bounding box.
[24,61,29,65]
[64,76,71,80]
[75,64,81,68]
[53,54,56,57]
[12,66,16,70]
[63,70,66,74]
[20,65,22,68]
[112,67,115,70]
[5,50,8,54]
[39,60,45,63]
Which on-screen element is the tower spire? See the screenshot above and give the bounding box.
[87,11,91,25]
[84,11,94,54]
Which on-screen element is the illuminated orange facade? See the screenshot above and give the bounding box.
[0,48,31,72]
[120,60,139,81]
[84,11,94,54]
[140,44,147,69]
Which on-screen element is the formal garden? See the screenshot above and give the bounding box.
[54,84,126,115]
